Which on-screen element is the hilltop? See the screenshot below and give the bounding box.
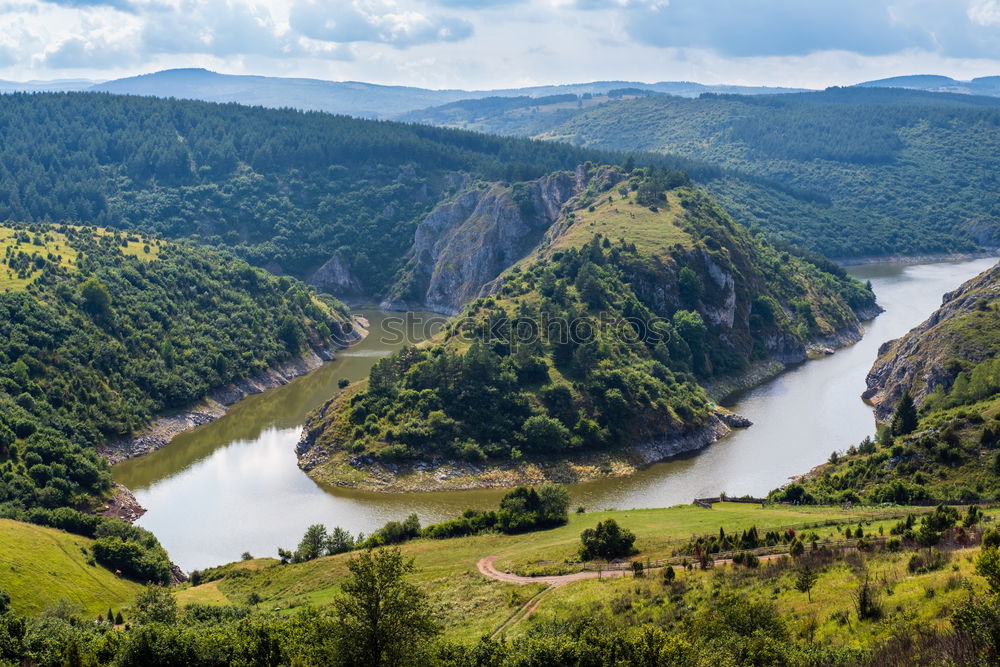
[298,167,876,490]
[857,74,1000,97]
[2,68,806,117]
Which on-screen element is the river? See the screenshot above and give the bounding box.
[113,258,997,570]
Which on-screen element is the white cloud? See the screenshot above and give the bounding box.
[42,34,138,68]
[289,0,473,48]
[0,0,996,90]
[140,1,299,57]
[968,0,1000,26]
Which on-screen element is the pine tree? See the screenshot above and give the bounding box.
[891,390,918,436]
[796,566,818,602]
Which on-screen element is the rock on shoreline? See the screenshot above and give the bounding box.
[97,483,147,523]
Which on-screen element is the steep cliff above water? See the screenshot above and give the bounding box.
[778,261,1000,505]
[864,261,1000,421]
[382,169,587,314]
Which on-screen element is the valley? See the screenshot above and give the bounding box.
[1,61,1000,664]
[111,257,993,570]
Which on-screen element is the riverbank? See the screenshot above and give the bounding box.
[836,250,998,267]
[108,260,998,569]
[99,317,368,466]
[299,316,872,493]
[299,410,751,493]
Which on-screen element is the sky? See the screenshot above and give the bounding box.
[1,0,999,89]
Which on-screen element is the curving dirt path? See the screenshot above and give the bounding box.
[476,554,634,587]
[478,554,658,636]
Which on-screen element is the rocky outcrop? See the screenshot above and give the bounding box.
[97,484,147,523]
[307,255,364,302]
[100,321,364,464]
[382,170,584,314]
[863,261,1000,421]
[629,412,734,466]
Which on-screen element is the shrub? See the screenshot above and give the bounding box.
[580,519,637,561]
[854,575,883,621]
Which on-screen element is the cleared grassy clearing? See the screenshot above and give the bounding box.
[0,519,142,617]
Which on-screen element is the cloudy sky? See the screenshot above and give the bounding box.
[2,0,1000,89]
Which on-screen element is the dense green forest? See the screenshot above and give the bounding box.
[300,174,875,478]
[405,87,1000,258]
[0,222,348,579]
[0,92,712,296]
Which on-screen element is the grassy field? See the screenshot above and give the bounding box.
[489,503,941,575]
[0,226,78,291]
[550,190,690,256]
[526,545,986,647]
[175,502,972,644]
[0,519,143,618]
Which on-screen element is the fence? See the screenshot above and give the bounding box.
[575,537,887,573]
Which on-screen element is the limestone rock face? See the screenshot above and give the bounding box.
[307,254,364,301]
[863,261,1000,421]
[382,170,581,314]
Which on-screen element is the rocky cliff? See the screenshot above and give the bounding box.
[381,170,583,314]
[863,261,1000,421]
[307,255,365,303]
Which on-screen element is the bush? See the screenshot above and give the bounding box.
[91,523,171,586]
[854,575,883,621]
[732,551,760,568]
[132,586,178,625]
[580,519,638,561]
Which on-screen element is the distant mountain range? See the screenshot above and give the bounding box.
[1,68,997,119]
[0,78,97,93]
[0,68,807,118]
[856,74,1000,96]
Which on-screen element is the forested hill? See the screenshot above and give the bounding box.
[0,222,348,521]
[0,92,712,298]
[299,168,877,490]
[403,87,1000,259]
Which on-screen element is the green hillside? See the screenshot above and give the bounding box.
[407,87,1000,259]
[0,519,142,617]
[0,92,707,298]
[299,168,875,489]
[0,222,348,535]
[0,500,979,665]
[173,502,945,641]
